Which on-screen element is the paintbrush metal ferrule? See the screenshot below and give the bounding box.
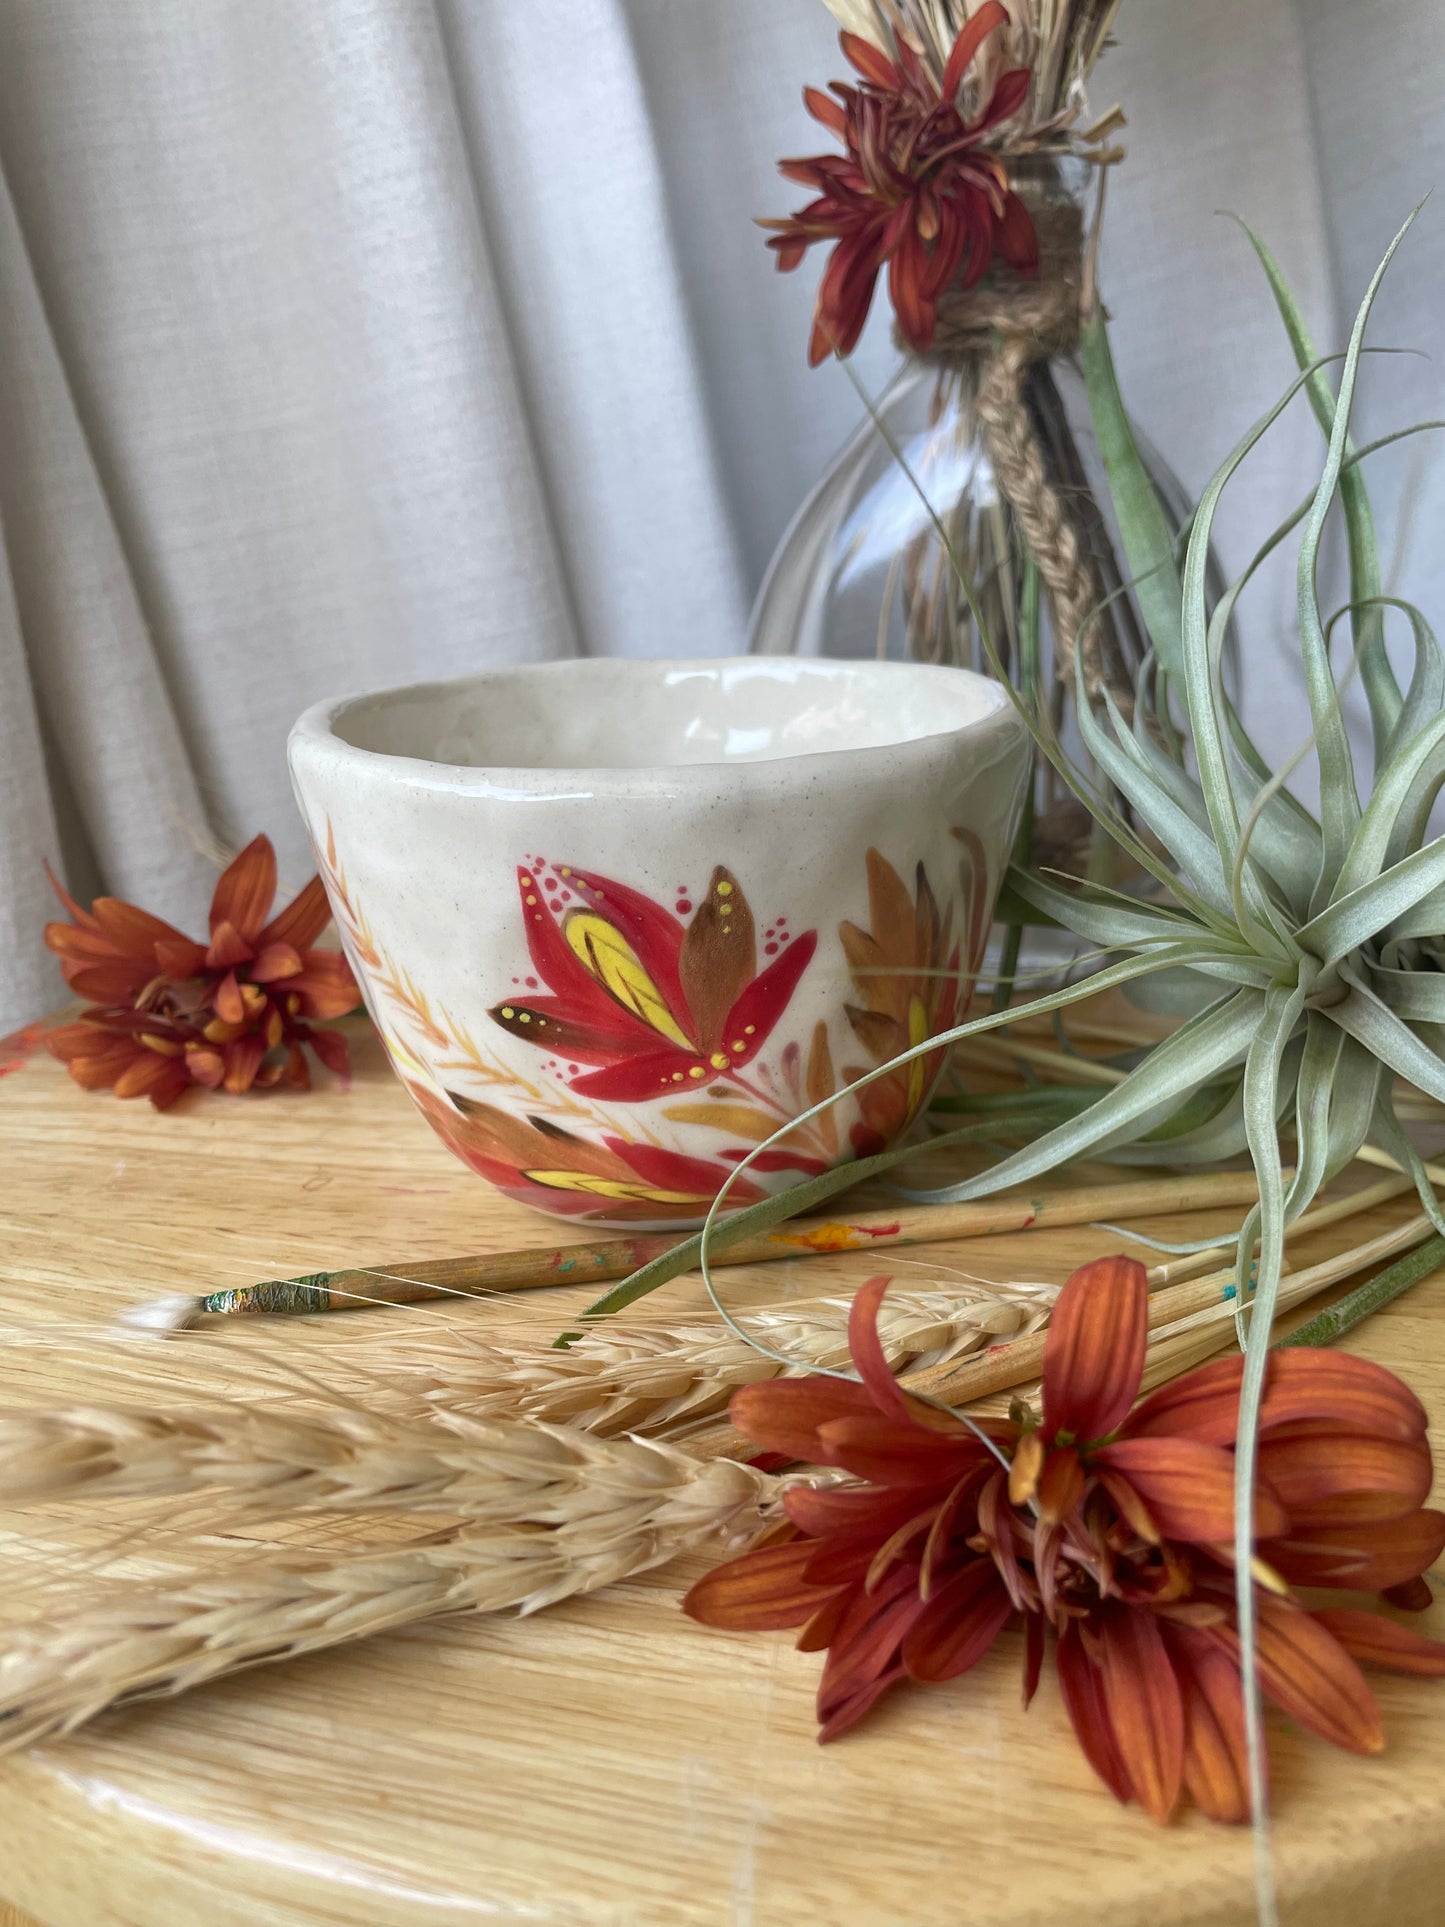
[202,1275,341,1316]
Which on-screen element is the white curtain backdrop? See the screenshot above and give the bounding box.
[1,0,1442,1029]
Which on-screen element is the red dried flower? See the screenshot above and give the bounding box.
[762,3,1039,364]
[684,1262,1445,1821]
[43,835,360,1107]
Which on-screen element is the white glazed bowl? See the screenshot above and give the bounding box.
[289,657,1029,1228]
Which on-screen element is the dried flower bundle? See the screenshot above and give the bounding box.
[685,1267,1445,1819]
[44,835,359,1104]
[766,4,1040,361]
[0,1401,772,1751]
[819,0,1119,122]
[772,0,1125,362]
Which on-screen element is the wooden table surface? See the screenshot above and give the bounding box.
[4,1021,1445,1927]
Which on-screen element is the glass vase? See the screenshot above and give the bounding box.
[750,165,1231,889]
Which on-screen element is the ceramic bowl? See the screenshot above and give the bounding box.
[289,657,1029,1228]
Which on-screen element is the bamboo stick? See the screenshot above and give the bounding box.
[685,1178,1421,1459]
[958,1210,1440,1420]
[1354,1143,1445,1189]
[191,1169,1270,1319]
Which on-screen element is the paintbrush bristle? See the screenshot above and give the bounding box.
[114,1295,204,1336]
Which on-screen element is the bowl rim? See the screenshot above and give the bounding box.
[288,655,1026,798]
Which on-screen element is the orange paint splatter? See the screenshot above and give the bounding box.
[0,1021,42,1080]
[773,1220,902,1254]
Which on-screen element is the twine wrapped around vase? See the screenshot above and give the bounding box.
[904,200,1105,697]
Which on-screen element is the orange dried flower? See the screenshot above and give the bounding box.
[684,1263,1445,1822]
[762,3,1038,364]
[43,835,359,1107]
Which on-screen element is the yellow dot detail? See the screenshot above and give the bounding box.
[744,1025,756,1036]
[526,895,537,906]
[732,1040,745,1052]
[518,1012,531,1024]
[716,880,733,896]
[689,1066,706,1079]
[672,1072,685,1082]
[501,1006,515,1019]
[560,867,571,876]
[709,1052,729,1070]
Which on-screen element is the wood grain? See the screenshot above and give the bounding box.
[2,1021,1445,1927]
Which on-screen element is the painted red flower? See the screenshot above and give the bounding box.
[489,864,817,1105]
[762,4,1038,364]
[43,836,359,1106]
[685,1262,1445,1821]
[409,1082,767,1224]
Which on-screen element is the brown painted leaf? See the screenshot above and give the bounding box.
[914,860,941,970]
[678,867,757,1051]
[838,921,884,976]
[438,1091,619,1178]
[865,847,917,967]
[918,861,953,985]
[845,1003,902,1062]
[806,1020,838,1153]
[952,825,992,968]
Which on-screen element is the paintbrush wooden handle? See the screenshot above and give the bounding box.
[199,1238,683,1314]
[201,1169,1266,1316]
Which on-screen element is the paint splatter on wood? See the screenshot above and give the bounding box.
[771,1220,902,1255]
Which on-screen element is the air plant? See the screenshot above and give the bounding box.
[588,207,1445,1905]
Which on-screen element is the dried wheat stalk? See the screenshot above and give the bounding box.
[0,1281,1053,1445]
[0,1397,775,1525]
[358,1282,1054,1437]
[0,1404,777,1751]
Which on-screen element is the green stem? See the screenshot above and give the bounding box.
[1277,1234,1445,1348]
[993,560,1041,1019]
[930,1086,1098,1116]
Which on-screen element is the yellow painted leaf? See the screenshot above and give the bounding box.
[662,1101,781,1140]
[523,1168,707,1205]
[906,993,931,1118]
[564,912,693,1048]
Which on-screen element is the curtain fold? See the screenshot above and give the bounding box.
[0,153,216,986]
[0,0,1440,1031]
[439,0,752,663]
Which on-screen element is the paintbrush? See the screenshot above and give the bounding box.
[123,1168,1272,1331]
